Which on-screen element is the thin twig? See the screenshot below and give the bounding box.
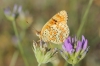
[77,0,93,37]
[12,20,29,66]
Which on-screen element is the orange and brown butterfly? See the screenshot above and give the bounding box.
[35,10,70,44]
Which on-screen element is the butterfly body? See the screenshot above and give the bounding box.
[36,10,70,44]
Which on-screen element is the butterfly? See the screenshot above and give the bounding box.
[36,10,70,44]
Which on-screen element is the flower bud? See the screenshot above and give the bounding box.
[4,4,21,21]
[33,40,57,65]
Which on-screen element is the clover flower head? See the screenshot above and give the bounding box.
[61,35,89,65]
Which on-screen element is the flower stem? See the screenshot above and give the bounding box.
[20,29,26,40]
[77,0,93,37]
[38,63,41,66]
[12,20,29,66]
[72,64,74,66]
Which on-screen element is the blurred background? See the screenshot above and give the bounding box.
[0,0,100,66]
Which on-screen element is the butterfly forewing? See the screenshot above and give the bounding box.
[38,10,70,44]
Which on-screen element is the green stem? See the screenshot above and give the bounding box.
[20,29,26,41]
[64,61,68,66]
[72,64,74,66]
[12,20,29,66]
[77,0,93,37]
[38,63,41,66]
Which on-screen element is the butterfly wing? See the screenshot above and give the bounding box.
[40,10,70,44]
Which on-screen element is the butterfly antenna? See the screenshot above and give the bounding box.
[31,27,37,34]
[32,27,41,37]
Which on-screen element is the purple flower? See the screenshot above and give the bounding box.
[62,37,73,54]
[4,4,22,21]
[4,7,11,16]
[62,35,88,54]
[82,35,88,51]
[61,35,89,64]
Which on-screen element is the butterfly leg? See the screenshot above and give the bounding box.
[39,39,43,48]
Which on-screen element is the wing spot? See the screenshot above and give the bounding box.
[52,18,57,22]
